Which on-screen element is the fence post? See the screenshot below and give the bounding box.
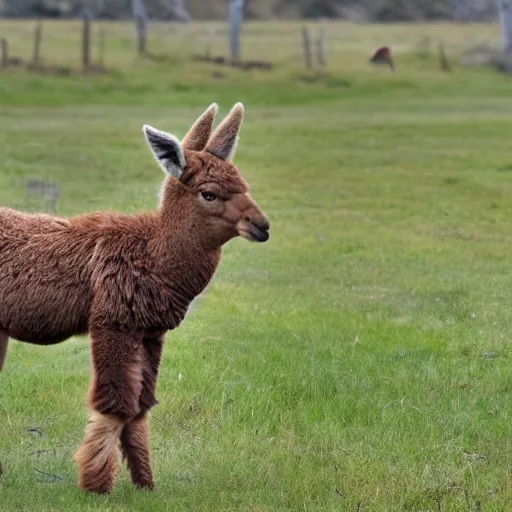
[316,22,326,68]
[438,42,452,72]
[0,39,8,70]
[132,0,148,56]
[82,11,92,70]
[98,24,106,67]
[498,0,512,52]
[302,27,312,70]
[136,16,147,55]
[32,21,43,68]
[97,0,106,67]
[229,0,245,63]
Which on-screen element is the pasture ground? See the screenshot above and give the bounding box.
[1,20,512,511]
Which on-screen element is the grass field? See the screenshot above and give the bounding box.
[2,19,512,511]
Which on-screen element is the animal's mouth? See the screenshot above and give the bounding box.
[237,220,270,243]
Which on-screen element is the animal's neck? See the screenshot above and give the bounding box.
[159,181,192,228]
[152,183,222,284]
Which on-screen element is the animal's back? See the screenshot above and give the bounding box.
[0,207,94,344]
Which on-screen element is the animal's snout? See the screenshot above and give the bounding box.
[252,224,269,242]
[237,211,270,243]
[245,216,270,233]
[244,214,270,243]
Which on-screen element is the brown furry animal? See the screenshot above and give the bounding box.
[0,103,269,493]
[369,46,395,71]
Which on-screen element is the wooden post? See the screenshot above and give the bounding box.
[82,12,91,70]
[96,0,106,68]
[32,21,43,68]
[136,16,147,56]
[98,24,106,67]
[132,0,148,57]
[0,38,7,70]
[438,42,452,72]
[229,0,245,63]
[499,0,512,53]
[302,27,312,70]
[316,22,326,68]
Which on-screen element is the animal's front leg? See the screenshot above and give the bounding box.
[75,329,143,494]
[120,412,153,489]
[120,331,165,489]
[74,411,124,494]
[88,329,144,419]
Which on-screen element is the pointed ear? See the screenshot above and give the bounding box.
[182,103,219,151]
[143,124,186,179]
[205,102,244,161]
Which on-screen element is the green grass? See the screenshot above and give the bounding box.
[2,19,512,511]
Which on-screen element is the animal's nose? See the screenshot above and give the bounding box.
[246,216,269,232]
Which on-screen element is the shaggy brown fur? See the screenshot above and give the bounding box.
[120,412,153,488]
[0,103,269,493]
[74,412,124,494]
[0,331,7,371]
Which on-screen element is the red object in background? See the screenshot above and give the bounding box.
[370,46,395,71]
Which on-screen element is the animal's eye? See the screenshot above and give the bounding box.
[201,191,217,202]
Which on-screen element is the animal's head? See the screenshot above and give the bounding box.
[143,103,270,247]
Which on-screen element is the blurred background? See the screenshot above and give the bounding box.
[0,0,511,79]
[0,0,505,22]
[4,2,512,511]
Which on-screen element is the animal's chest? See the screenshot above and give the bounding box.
[110,256,220,332]
[156,267,216,329]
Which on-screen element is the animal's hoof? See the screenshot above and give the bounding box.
[135,480,155,491]
[80,482,114,495]
[76,464,117,495]
[74,412,123,495]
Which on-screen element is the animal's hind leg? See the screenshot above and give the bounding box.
[0,331,8,371]
[74,329,144,494]
[120,412,153,489]
[120,331,165,489]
